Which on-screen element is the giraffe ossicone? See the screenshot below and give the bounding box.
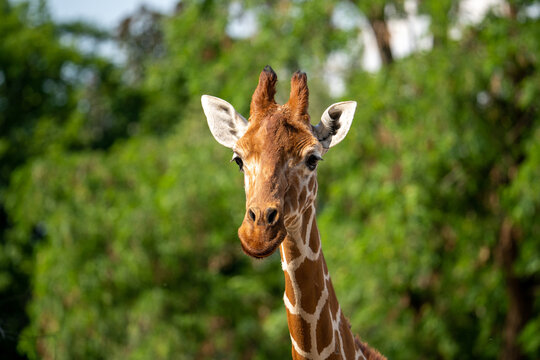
[202,66,385,360]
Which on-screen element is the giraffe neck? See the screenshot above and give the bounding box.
[279,204,366,360]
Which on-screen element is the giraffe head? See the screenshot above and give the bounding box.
[202,66,356,258]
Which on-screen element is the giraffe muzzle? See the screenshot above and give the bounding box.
[247,206,279,226]
[238,206,286,258]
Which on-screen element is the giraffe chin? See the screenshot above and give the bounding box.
[238,223,287,259]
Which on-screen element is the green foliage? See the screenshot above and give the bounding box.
[0,1,156,357]
[7,119,289,359]
[0,0,78,184]
[318,13,540,359]
[2,0,539,359]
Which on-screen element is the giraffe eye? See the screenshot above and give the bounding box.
[232,155,244,172]
[306,154,322,171]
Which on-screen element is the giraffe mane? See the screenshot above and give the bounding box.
[356,337,387,360]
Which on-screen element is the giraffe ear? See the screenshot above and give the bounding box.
[202,95,249,148]
[313,101,356,149]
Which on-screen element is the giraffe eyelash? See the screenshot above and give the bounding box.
[231,154,244,172]
[305,154,323,171]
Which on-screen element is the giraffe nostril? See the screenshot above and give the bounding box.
[248,209,257,222]
[265,208,278,225]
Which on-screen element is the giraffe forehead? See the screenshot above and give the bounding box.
[237,110,319,162]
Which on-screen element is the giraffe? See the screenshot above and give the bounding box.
[202,66,385,360]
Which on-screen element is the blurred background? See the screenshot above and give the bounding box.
[1,0,539,359]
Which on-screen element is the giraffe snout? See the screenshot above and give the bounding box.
[265,207,278,226]
[246,206,280,227]
[239,203,286,258]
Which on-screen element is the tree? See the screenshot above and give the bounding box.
[0,1,149,357]
[320,5,540,358]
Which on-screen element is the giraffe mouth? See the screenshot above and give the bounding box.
[238,222,287,259]
[240,239,282,258]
